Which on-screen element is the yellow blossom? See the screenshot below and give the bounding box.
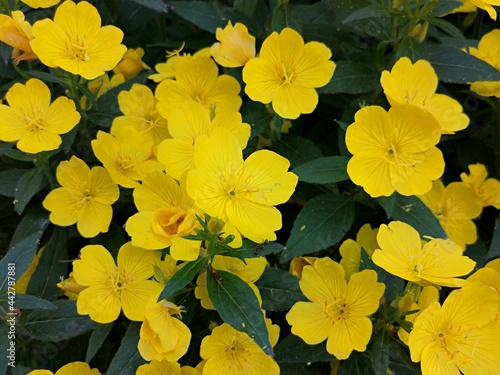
[356,223,379,257]
[339,239,362,282]
[57,272,86,300]
[73,242,162,323]
[0,78,80,154]
[125,171,202,261]
[43,156,119,238]
[289,256,317,279]
[380,57,469,134]
[211,21,255,68]
[468,0,500,19]
[149,55,182,82]
[27,361,100,375]
[243,27,335,120]
[418,180,483,249]
[155,55,242,118]
[187,127,298,244]
[461,163,500,208]
[372,221,475,287]
[157,101,250,180]
[200,323,280,375]
[113,47,150,79]
[20,0,60,8]
[136,359,201,375]
[30,1,127,80]
[346,105,444,197]
[467,259,500,321]
[138,300,191,362]
[0,11,37,62]
[468,29,500,97]
[408,284,500,375]
[114,84,170,145]
[286,257,385,359]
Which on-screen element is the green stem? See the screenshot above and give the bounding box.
[472,9,484,40]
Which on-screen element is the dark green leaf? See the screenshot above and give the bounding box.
[377,195,396,218]
[486,216,500,260]
[281,194,355,263]
[9,205,49,248]
[0,169,29,198]
[172,1,226,33]
[243,110,273,139]
[255,267,306,311]
[372,326,390,375]
[467,239,488,270]
[107,322,145,375]
[14,167,47,214]
[428,0,462,17]
[337,352,373,375]
[317,61,379,95]
[13,294,57,310]
[341,4,386,24]
[427,18,468,49]
[24,300,95,342]
[158,255,208,301]
[25,70,67,86]
[129,0,170,12]
[293,156,349,184]
[86,323,113,362]
[396,38,429,62]
[272,3,303,33]
[0,320,11,373]
[0,148,37,162]
[274,333,334,363]
[275,135,323,168]
[220,239,284,259]
[234,0,258,17]
[207,269,273,356]
[323,0,371,21]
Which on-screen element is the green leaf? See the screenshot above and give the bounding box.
[384,193,446,239]
[219,239,284,259]
[323,0,371,21]
[428,0,462,18]
[86,322,113,362]
[255,267,306,311]
[158,255,208,301]
[24,300,95,342]
[337,352,373,374]
[0,169,29,198]
[274,333,334,363]
[0,320,11,373]
[9,205,49,248]
[427,45,500,83]
[317,61,380,95]
[172,1,226,33]
[107,322,145,375]
[25,70,67,86]
[281,194,355,263]
[486,216,500,260]
[129,0,170,12]
[372,325,390,375]
[234,0,258,17]
[292,156,349,184]
[272,3,303,33]
[13,294,57,310]
[207,269,273,356]
[427,18,468,49]
[27,228,68,301]
[243,110,273,139]
[275,135,323,168]
[396,38,429,62]
[0,232,40,293]
[14,167,47,214]
[0,148,37,162]
[341,4,386,24]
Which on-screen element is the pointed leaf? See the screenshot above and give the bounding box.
[292,156,349,184]
[255,267,306,311]
[86,322,113,362]
[107,322,145,375]
[158,255,208,301]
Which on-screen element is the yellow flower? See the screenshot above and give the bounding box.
[195,255,267,309]
[418,180,483,249]
[15,247,43,293]
[468,29,500,97]
[56,272,86,300]
[380,57,469,134]
[153,255,183,284]
[125,172,202,261]
[461,163,500,208]
[136,360,201,375]
[286,257,385,359]
[30,1,127,80]
[114,84,170,145]
[289,256,317,279]
[149,55,182,82]
[91,125,163,188]
[113,47,150,80]
[186,127,298,244]
[20,0,60,8]
[468,0,500,19]
[467,259,500,321]
[0,11,37,62]
[0,78,80,154]
[243,27,335,120]
[43,156,119,238]
[372,221,475,287]
[155,55,242,118]
[157,101,250,180]
[211,21,255,68]
[138,300,191,362]
[356,223,379,256]
[27,361,100,375]
[200,323,280,375]
[339,239,362,282]
[345,105,444,197]
[408,284,500,375]
[73,242,162,323]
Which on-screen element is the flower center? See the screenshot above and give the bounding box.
[435,321,474,366]
[279,63,295,86]
[22,109,45,132]
[324,298,349,323]
[151,206,196,238]
[65,36,90,62]
[224,340,252,373]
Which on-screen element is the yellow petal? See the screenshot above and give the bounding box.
[345,270,384,316]
[272,84,318,120]
[77,285,121,324]
[294,42,335,88]
[72,244,116,286]
[327,316,372,359]
[300,257,347,303]
[77,201,113,238]
[286,302,331,344]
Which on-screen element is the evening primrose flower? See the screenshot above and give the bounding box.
[138,300,191,362]
[155,55,242,118]
[289,256,317,279]
[73,242,162,323]
[186,127,298,244]
[113,47,150,80]
[114,84,170,145]
[339,239,362,282]
[468,0,500,19]
[43,156,119,238]
[408,284,500,375]
[346,105,444,197]
[211,21,255,68]
[200,323,280,375]
[286,257,385,359]
[157,101,250,180]
[461,163,500,208]
[467,265,500,321]
[418,180,483,249]
[468,29,500,97]
[149,55,182,82]
[30,1,127,80]
[356,223,379,256]
[27,362,100,375]
[57,272,86,300]
[125,172,202,261]
[21,0,60,8]
[0,78,80,154]
[372,221,476,287]
[91,125,163,188]
[243,27,335,120]
[380,57,469,134]
[0,11,37,62]
[136,360,201,375]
